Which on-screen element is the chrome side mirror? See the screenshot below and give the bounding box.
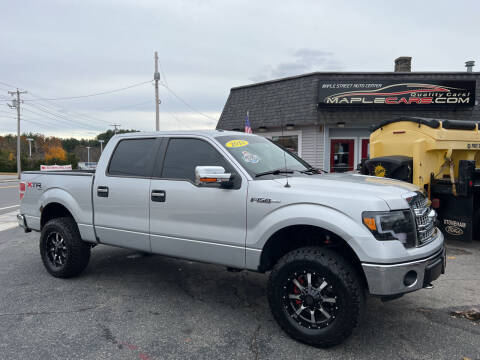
[195,166,233,187]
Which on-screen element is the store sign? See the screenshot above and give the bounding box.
[318,80,476,108]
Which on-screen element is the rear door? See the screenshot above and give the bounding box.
[149,136,248,268]
[93,137,159,251]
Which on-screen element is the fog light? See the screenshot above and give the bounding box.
[404,270,417,287]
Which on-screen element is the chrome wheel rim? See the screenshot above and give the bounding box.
[46,232,67,267]
[282,271,339,329]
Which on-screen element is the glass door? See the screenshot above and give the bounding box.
[330,139,354,172]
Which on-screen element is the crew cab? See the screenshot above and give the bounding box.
[18,130,445,347]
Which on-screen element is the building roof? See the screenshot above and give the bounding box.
[217,72,480,131]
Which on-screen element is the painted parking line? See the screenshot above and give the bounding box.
[0,205,20,211]
[0,211,19,232]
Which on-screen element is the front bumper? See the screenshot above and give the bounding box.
[362,244,446,296]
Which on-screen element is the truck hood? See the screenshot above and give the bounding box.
[272,173,419,210]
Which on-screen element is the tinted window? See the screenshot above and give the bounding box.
[162,138,234,182]
[108,139,156,177]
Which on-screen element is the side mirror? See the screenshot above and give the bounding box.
[195,166,233,188]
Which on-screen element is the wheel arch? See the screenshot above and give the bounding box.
[258,224,368,289]
[40,202,76,229]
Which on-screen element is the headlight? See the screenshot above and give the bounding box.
[362,210,416,248]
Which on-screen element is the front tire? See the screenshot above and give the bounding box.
[40,217,91,278]
[267,247,364,348]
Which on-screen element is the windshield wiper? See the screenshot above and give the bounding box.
[255,169,294,178]
[300,167,328,174]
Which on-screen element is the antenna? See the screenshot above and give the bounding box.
[281,118,290,188]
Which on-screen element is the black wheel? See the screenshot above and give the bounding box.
[267,247,365,348]
[40,217,91,278]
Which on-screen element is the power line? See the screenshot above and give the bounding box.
[22,80,152,101]
[23,103,104,130]
[2,80,114,128]
[160,82,217,122]
[22,104,105,132]
[26,100,110,131]
[25,91,112,125]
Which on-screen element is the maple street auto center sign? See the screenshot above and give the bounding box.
[318,80,476,107]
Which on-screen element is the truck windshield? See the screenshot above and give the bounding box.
[215,134,311,178]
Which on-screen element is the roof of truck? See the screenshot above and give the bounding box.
[114,129,254,139]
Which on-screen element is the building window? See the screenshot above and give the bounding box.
[271,135,299,155]
[330,139,354,173]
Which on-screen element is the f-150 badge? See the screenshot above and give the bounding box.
[250,197,280,204]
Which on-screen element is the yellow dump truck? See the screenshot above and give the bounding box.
[360,116,480,242]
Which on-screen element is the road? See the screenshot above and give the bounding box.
[0,175,19,232]
[0,222,479,359]
[0,174,19,214]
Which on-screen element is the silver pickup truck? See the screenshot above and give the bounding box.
[18,130,445,347]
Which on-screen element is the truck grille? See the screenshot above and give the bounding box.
[409,192,436,247]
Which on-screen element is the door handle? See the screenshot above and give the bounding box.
[97,186,109,197]
[151,190,166,202]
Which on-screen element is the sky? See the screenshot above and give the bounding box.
[0,0,479,138]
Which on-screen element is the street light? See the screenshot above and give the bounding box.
[86,146,91,163]
[99,139,104,153]
[26,138,33,157]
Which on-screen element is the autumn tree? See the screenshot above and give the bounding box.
[45,146,67,161]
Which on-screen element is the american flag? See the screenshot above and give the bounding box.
[245,111,252,133]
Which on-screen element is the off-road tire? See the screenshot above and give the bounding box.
[40,217,91,278]
[267,246,365,348]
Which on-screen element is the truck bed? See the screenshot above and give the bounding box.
[20,170,96,242]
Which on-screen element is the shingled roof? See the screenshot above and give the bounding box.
[217,73,319,130]
[216,72,480,130]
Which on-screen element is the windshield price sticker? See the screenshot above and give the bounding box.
[226,140,249,148]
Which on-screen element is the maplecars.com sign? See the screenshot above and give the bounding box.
[318,80,476,108]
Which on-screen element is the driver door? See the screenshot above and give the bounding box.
[149,137,248,268]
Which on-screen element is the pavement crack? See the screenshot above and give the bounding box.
[250,324,261,360]
[0,305,99,317]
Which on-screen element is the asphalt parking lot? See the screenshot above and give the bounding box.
[0,226,479,360]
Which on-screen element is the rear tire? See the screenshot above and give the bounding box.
[267,246,364,348]
[40,217,91,278]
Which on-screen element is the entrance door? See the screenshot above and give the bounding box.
[361,139,370,161]
[330,139,354,172]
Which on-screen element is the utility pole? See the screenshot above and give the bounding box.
[99,139,104,153]
[8,89,27,179]
[26,138,33,157]
[110,123,121,135]
[86,146,91,163]
[154,51,160,131]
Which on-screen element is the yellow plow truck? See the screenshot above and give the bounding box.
[360,116,480,242]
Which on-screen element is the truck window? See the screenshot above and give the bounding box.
[108,138,156,177]
[161,138,234,182]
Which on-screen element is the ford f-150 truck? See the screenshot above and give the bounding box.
[17,130,445,347]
